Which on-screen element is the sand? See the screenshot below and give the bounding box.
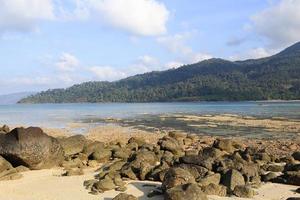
[0,168,300,200]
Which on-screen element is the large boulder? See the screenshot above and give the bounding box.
[112,193,138,200]
[0,127,64,169]
[162,167,196,191]
[165,183,208,200]
[221,169,245,191]
[59,135,87,157]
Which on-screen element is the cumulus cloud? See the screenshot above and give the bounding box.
[89,0,169,36]
[252,0,300,47]
[55,53,80,72]
[89,66,127,81]
[157,32,212,63]
[0,0,54,33]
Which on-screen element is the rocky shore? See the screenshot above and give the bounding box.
[1,124,300,200]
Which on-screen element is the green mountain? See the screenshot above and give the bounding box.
[19,42,300,103]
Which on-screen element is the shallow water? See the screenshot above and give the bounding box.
[0,102,299,128]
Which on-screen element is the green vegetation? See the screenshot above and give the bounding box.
[19,42,300,103]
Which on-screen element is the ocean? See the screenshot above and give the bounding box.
[0,101,299,128]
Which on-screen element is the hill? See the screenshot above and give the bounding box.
[19,42,300,103]
[0,92,36,104]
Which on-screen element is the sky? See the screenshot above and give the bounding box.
[0,0,300,95]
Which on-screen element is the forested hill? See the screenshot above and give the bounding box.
[19,42,300,103]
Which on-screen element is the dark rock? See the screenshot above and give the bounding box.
[158,136,183,155]
[201,183,227,196]
[233,185,255,198]
[180,155,214,170]
[162,167,196,191]
[0,127,64,169]
[201,147,226,159]
[221,169,245,191]
[165,183,208,200]
[198,173,221,186]
[282,171,300,186]
[59,135,87,156]
[262,172,279,182]
[112,193,138,200]
[178,163,208,180]
[213,139,236,153]
[292,152,300,161]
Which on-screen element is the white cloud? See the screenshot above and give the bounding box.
[88,0,169,36]
[55,53,80,72]
[0,0,54,33]
[89,66,127,81]
[229,47,271,61]
[252,0,300,47]
[166,61,184,69]
[157,32,212,63]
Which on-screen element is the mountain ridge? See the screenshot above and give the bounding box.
[19,42,300,103]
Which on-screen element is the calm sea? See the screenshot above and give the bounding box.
[0,102,299,128]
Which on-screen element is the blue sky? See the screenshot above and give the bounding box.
[0,0,299,94]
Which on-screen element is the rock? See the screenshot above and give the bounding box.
[0,156,13,172]
[82,141,105,157]
[201,183,227,196]
[201,147,227,159]
[62,157,84,169]
[129,150,158,171]
[113,148,132,160]
[267,164,285,172]
[213,139,236,153]
[0,125,10,134]
[59,135,87,157]
[282,171,300,186]
[233,185,255,198]
[198,173,221,186]
[63,168,84,176]
[112,193,138,200]
[159,136,183,155]
[90,149,112,162]
[262,172,279,182]
[292,152,300,161]
[165,183,208,200]
[93,176,116,192]
[83,179,98,189]
[162,151,175,165]
[115,186,127,192]
[162,167,196,191]
[87,160,98,168]
[286,198,300,200]
[180,155,214,170]
[178,164,208,180]
[0,127,64,169]
[128,137,146,148]
[121,164,137,180]
[0,168,22,181]
[15,165,30,172]
[221,169,245,191]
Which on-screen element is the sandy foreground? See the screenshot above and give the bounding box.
[0,168,300,200]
